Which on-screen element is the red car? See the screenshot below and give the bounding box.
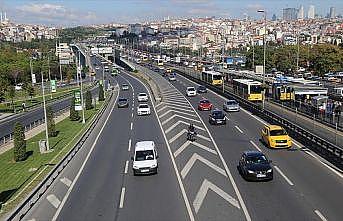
[198,99,213,111]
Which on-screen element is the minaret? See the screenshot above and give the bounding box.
[0,12,3,23]
[4,11,7,21]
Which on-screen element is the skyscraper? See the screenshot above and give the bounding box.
[308,5,315,19]
[298,5,304,19]
[283,8,298,20]
[330,7,336,18]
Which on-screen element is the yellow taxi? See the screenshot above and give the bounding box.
[166,68,172,73]
[261,125,292,148]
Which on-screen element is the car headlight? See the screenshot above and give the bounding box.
[133,165,139,169]
[150,164,157,168]
[267,169,272,173]
[247,170,255,174]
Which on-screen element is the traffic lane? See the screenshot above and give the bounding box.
[173,74,343,220]
[117,72,189,221]
[56,76,132,221]
[22,83,118,220]
[170,78,322,221]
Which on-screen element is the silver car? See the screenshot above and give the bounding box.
[223,100,240,112]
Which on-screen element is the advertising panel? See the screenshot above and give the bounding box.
[74,90,82,111]
[50,80,56,93]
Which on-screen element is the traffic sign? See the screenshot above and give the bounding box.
[74,90,82,111]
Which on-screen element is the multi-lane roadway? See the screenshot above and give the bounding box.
[17,59,343,221]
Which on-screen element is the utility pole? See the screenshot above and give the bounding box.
[41,69,49,151]
[30,58,34,86]
[296,29,300,71]
[252,39,255,72]
[48,57,52,99]
[258,9,267,110]
[78,51,85,124]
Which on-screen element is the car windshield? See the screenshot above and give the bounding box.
[188,88,195,91]
[212,111,224,118]
[246,155,268,164]
[139,104,149,108]
[135,150,154,161]
[122,84,128,87]
[119,98,127,102]
[200,100,210,104]
[270,129,288,136]
[227,101,237,105]
[139,93,146,96]
[199,86,206,90]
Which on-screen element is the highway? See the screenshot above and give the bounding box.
[22,71,189,221]
[133,63,343,221]
[15,57,343,221]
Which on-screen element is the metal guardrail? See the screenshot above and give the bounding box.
[0,107,70,148]
[5,92,114,221]
[174,69,343,170]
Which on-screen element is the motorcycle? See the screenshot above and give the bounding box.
[187,130,197,141]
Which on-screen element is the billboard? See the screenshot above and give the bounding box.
[31,73,36,84]
[226,57,234,65]
[74,90,82,111]
[50,80,56,93]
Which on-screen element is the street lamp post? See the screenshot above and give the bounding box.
[78,52,85,124]
[258,9,267,110]
[41,70,50,151]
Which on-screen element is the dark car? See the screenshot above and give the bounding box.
[209,109,226,125]
[238,151,273,181]
[197,85,207,93]
[117,98,129,108]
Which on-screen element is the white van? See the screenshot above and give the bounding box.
[132,141,158,175]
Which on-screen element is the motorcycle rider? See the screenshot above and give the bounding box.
[187,123,196,141]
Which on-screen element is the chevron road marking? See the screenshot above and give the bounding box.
[162,89,178,94]
[163,97,190,104]
[155,102,164,109]
[181,153,227,179]
[169,129,211,144]
[47,194,61,209]
[174,141,217,157]
[161,102,193,110]
[163,94,186,100]
[157,105,195,113]
[165,120,206,134]
[60,177,72,187]
[162,91,183,96]
[159,109,197,119]
[162,114,201,125]
[193,179,240,213]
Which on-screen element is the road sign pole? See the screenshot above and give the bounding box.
[41,71,49,151]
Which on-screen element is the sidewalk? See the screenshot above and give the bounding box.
[0,110,70,155]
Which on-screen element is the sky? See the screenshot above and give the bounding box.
[0,0,342,27]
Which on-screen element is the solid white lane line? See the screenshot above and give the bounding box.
[47,194,61,209]
[235,126,244,134]
[225,116,230,121]
[130,122,133,130]
[128,139,132,151]
[314,210,328,221]
[274,166,294,186]
[60,177,72,187]
[119,187,126,208]
[52,88,118,221]
[249,140,262,152]
[124,160,129,174]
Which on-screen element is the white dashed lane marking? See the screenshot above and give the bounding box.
[47,194,61,209]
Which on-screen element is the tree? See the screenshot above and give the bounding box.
[13,122,26,162]
[98,84,105,101]
[46,106,57,137]
[69,97,80,121]
[85,90,93,110]
[8,85,15,109]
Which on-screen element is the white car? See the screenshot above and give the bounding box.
[186,87,197,96]
[137,104,151,116]
[137,93,148,102]
[168,74,176,81]
[132,141,158,175]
